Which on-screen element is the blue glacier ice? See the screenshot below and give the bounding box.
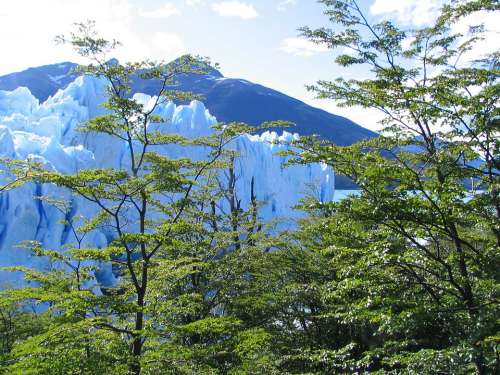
[0,75,334,286]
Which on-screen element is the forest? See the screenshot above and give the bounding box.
[0,0,498,374]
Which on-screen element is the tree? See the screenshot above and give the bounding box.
[1,21,281,374]
[291,0,499,373]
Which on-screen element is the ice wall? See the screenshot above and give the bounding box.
[0,76,334,286]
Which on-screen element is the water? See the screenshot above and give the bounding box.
[333,189,360,201]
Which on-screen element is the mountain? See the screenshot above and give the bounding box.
[0,61,376,146]
[0,62,79,103]
[0,75,335,286]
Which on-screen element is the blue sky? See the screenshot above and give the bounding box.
[0,1,497,130]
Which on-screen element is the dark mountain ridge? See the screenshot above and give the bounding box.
[0,60,377,188]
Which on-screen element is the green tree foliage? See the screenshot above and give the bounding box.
[0,1,498,373]
[288,0,499,373]
[0,22,284,375]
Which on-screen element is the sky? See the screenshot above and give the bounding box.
[0,0,498,131]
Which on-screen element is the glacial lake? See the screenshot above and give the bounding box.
[333,189,360,201]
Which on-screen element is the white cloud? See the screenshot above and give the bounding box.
[185,0,203,6]
[400,36,415,51]
[280,37,328,57]
[149,32,186,61]
[370,0,499,62]
[0,0,187,75]
[140,3,180,19]
[211,1,258,19]
[370,0,444,26]
[277,0,297,12]
[340,46,357,57]
[451,10,500,63]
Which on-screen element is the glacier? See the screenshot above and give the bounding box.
[0,75,334,287]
